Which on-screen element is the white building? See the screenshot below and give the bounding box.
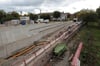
[60,13,67,21]
[51,12,68,21]
[20,16,30,24]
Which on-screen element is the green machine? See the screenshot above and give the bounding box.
[53,43,67,56]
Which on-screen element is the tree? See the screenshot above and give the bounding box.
[10,11,19,19]
[84,11,97,22]
[28,13,38,20]
[0,10,6,24]
[53,11,61,19]
[40,13,50,20]
[4,11,19,22]
[0,10,20,24]
[24,14,28,16]
[67,13,71,18]
[96,7,100,27]
[96,7,100,19]
[76,9,98,25]
[5,13,13,21]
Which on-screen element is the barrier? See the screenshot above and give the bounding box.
[71,42,83,66]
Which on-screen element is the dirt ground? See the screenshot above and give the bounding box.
[45,33,80,66]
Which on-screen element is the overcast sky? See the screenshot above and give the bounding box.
[0,0,100,13]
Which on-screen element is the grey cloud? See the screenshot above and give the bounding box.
[0,0,81,12]
[10,0,43,6]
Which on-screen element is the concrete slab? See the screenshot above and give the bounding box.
[0,22,73,58]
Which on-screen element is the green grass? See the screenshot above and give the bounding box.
[77,22,100,66]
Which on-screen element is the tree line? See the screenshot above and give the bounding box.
[0,10,19,24]
[0,10,61,24]
[74,7,100,26]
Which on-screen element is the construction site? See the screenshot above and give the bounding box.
[0,21,82,66]
[1,0,100,65]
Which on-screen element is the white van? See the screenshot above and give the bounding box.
[36,19,44,23]
[44,19,49,23]
[36,19,49,23]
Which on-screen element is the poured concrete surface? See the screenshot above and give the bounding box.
[0,22,74,58]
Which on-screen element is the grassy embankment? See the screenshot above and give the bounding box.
[76,22,100,66]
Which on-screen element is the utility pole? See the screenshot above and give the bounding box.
[38,9,41,19]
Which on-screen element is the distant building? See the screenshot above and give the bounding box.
[60,12,67,21]
[20,16,30,25]
[11,20,20,25]
[51,12,68,21]
[5,19,20,26]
